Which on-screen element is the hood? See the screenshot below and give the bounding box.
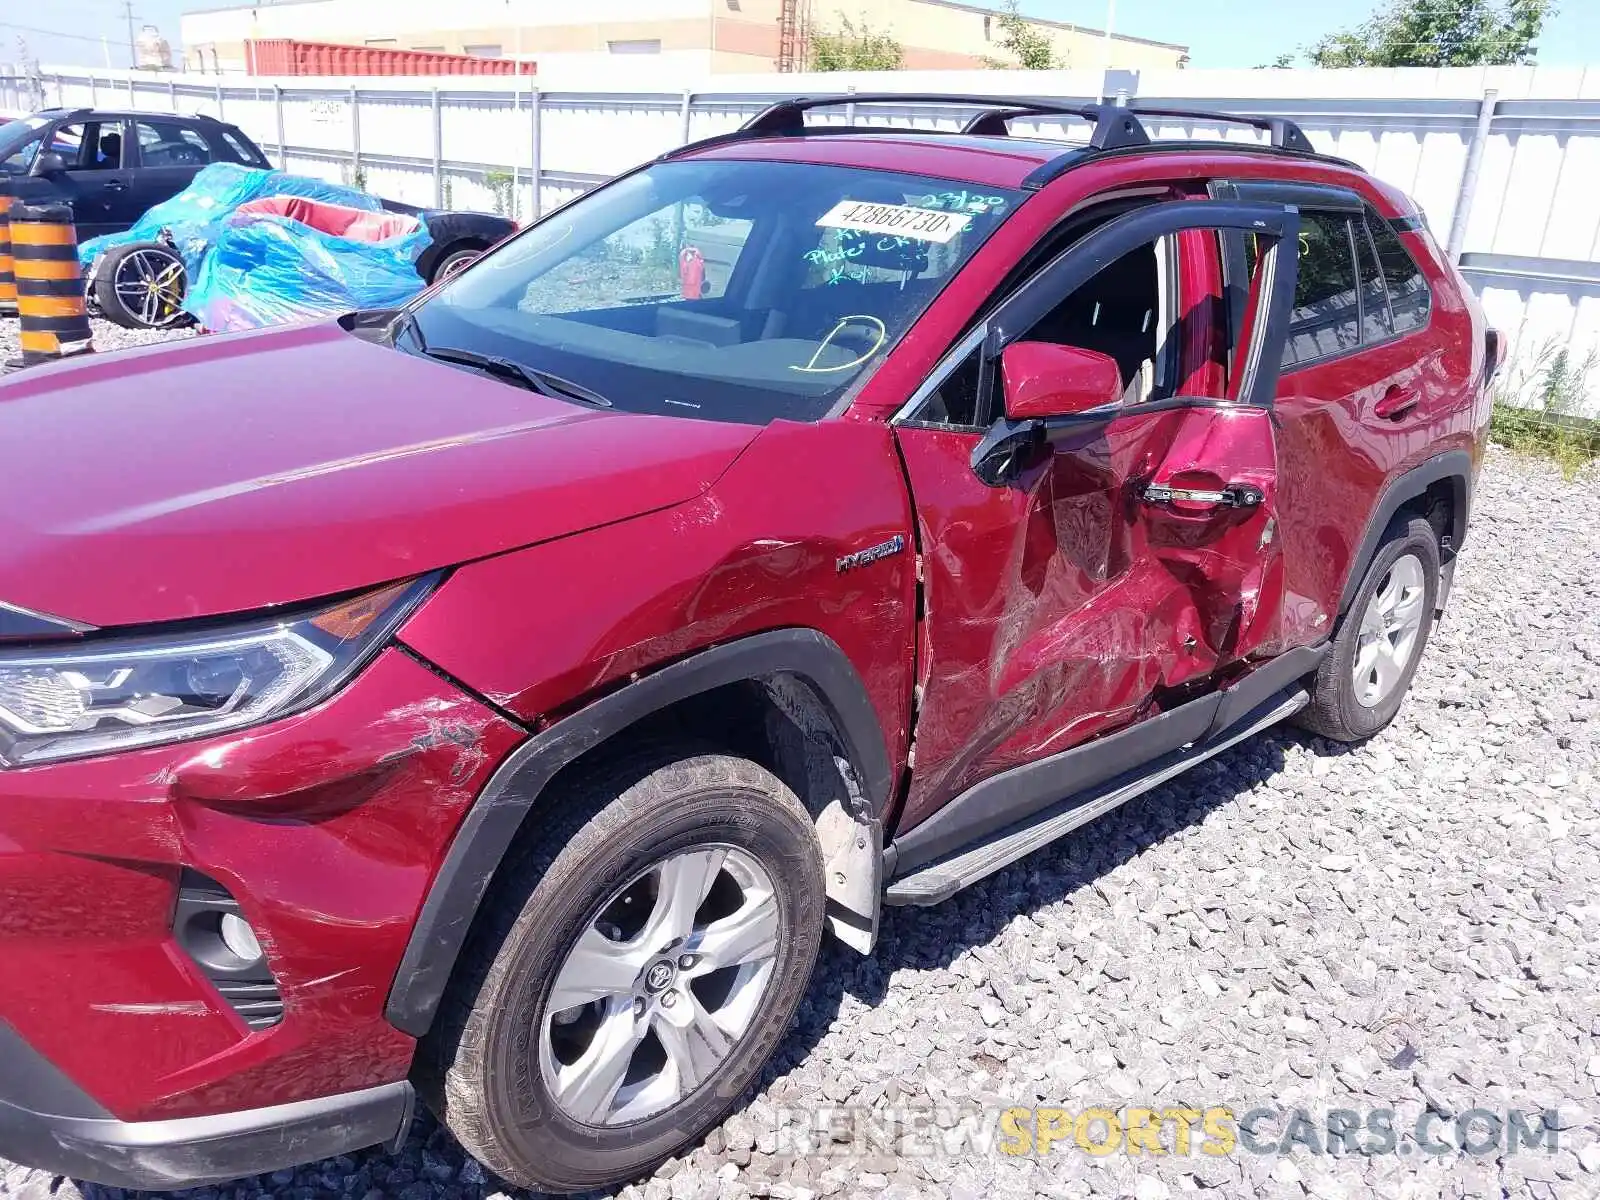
[0,322,759,628]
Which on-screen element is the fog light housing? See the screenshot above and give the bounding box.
[174,871,284,1031]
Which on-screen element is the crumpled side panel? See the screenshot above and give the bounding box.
[79,163,383,275]
[893,404,1283,834]
[183,210,429,332]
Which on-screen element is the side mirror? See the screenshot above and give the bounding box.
[1001,341,1123,421]
[32,151,69,177]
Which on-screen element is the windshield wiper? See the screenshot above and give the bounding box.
[419,345,613,409]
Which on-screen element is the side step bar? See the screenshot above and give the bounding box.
[884,685,1308,907]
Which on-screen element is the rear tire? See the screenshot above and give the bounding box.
[427,245,481,284]
[92,241,189,329]
[1296,516,1439,743]
[416,748,825,1193]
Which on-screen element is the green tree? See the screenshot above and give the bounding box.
[809,15,905,71]
[1303,0,1553,68]
[984,0,1061,70]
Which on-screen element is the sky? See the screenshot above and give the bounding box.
[3,0,1599,73]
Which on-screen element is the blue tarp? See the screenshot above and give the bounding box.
[184,207,429,332]
[79,162,384,274]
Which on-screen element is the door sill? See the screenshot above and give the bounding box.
[884,685,1308,907]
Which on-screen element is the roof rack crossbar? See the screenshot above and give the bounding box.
[740,93,1095,137]
[738,94,1312,154]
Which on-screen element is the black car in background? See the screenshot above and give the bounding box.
[1,106,518,328]
[0,108,273,238]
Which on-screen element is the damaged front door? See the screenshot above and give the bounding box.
[890,200,1300,836]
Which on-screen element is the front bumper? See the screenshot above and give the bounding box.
[0,646,523,1175]
[0,1020,414,1189]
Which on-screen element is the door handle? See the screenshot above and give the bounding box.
[1374,385,1419,420]
[103,179,128,191]
[1143,483,1265,509]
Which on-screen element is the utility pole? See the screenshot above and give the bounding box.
[1103,0,1116,69]
[122,0,138,69]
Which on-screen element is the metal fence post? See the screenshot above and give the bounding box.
[1447,88,1497,265]
[127,74,135,107]
[530,87,542,221]
[680,88,693,145]
[89,76,97,107]
[350,86,362,187]
[432,87,443,208]
[168,79,176,111]
[215,81,224,120]
[274,84,286,170]
[845,82,857,125]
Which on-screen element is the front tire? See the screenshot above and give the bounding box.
[1297,515,1440,742]
[417,749,825,1193]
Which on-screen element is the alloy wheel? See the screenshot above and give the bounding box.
[1353,552,1427,707]
[538,844,780,1127]
[113,248,187,328]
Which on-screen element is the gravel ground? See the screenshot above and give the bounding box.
[0,316,197,365]
[1,332,1597,1199]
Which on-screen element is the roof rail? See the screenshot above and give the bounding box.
[734,93,1318,157]
[1125,104,1318,154]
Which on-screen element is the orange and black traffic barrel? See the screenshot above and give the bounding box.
[10,201,93,367]
[0,187,16,316]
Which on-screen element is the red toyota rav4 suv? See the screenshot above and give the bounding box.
[0,96,1491,1193]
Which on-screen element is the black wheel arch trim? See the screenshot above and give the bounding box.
[384,627,893,1037]
[1337,449,1472,617]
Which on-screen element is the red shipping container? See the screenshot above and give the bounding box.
[245,39,536,77]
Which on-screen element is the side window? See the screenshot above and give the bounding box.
[51,122,128,171]
[1367,216,1432,337]
[1354,219,1393,342]
[903,234,1168,429]
[1026,240,1166,404]
[1284,212,1360,369]
[136,121,214,167]
[906,343,989,428]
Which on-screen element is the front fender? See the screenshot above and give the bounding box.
[383,627,891,1036]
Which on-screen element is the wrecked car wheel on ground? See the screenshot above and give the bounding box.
[429,246,483,284]
[91,241,192,330]
[417,750,826,1194]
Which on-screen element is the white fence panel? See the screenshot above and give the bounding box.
[4,62,1600,409]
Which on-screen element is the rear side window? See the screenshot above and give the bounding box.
[218,128,268,166]
[1284,212,1360,369]
[1368,217,1431,337]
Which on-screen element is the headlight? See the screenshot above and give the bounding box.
[0,576,435,767]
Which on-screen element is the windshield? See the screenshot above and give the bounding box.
[411,159,1023,424]
[0,116,52,175]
